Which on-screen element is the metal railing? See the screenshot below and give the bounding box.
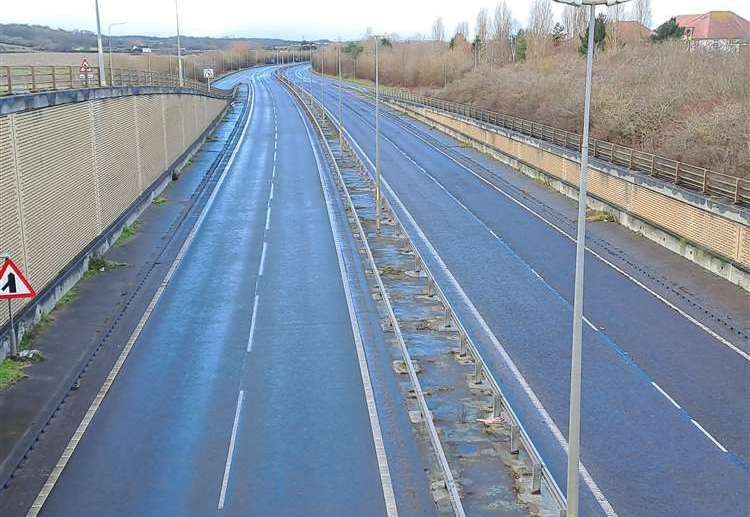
[0,65,231,98]
[378,87,749,206]
[281,69,569,516]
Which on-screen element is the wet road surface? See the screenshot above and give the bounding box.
[36,67,395,517]
[287,66,750,516]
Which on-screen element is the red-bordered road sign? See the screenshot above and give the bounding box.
[0,257,36,300]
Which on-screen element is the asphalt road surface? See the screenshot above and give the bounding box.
[34,66,400,517]
[287,65,750,517]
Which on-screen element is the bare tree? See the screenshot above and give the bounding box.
[491,1,513,64]
[528,0,553,58]
[431,17,445,42]
[528,0,553,38]
[475,8,490,63]
[455,21,469,39]
[562,5,587,39]
[630,0,652,27]
[607,4,625,47]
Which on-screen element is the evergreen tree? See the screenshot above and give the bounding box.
[579,14,606,54]
[652,17,685,42]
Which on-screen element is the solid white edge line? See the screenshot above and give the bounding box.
[265,205,272,231]
[246,294,260,353]
[691,419,728,453]
[333,105,616,516]
[217,390,245,509]
[651,381,682,410]
[385,102,748,363]
[27,75,257,517]
[289,88,399,517]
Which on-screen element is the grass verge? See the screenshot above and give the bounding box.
[0,358,30,390]
[115,220,142,247]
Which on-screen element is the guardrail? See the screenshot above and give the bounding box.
[373,86,749,207]
[0,65,231,97]
[280,69,569,516]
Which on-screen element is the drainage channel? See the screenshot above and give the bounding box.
[280,72,561,517]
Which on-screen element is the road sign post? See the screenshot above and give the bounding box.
[203,68,214,91]
[79,59,93,87]
[0,256,36,357]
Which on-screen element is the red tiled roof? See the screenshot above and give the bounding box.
[675,11,750,41]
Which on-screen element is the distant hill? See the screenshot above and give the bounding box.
[0,23,308,52]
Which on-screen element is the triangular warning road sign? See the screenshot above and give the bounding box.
[0,258,36,300]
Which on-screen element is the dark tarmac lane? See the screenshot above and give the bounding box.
[37,67,392,516]
[287,66,750,516]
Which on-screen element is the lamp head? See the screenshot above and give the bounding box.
[552,0,631,5]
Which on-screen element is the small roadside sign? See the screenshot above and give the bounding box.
[0,257,35,300]
[79,58,94,81]
[203,68,215,79]
[1,256,34,356]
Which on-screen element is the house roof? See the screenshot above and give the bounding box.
[675,11,750,41]
[610,20,651,42]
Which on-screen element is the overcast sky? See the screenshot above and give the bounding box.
[2,1,748,41]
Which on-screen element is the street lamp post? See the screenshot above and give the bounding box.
[108,22,127,85]
[338,42,343,147]
[320,51,325,107]
[373,35,384,233]
[550,1,629,516]
[94,0,107,86]
[174,0,184,86]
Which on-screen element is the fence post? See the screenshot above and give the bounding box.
[674,162,680,184]
[650,154,656,176]
[5,66,12,94]
[31,66,37,92]
[51,67,57,90]
[628,148,634,170]
[734,178,740,204]
[702,169,707,193]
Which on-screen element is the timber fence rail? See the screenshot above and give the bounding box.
[0,65,232,98]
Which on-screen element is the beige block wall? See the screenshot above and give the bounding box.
[418,108,750,270]
[0,92,226,325]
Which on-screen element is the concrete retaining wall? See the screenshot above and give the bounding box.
[0,89,230,356]
[390,101,750,291]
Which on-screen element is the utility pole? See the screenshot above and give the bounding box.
[94,0,107,86]
[175,0,184,86]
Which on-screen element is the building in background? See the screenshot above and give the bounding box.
[676,11,750,52]
[607,20,652,47]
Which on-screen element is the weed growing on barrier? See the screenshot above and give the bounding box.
[115,220,142,247]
